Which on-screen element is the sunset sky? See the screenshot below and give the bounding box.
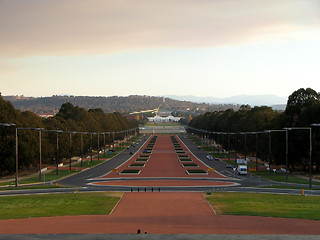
[1,0,320,99]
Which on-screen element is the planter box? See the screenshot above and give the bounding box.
[182,163,198,167]
[179,158,192,162]
[136,158,149,162]
[120,169,141,174]
[129,163,145,167]
[186,169,207,175]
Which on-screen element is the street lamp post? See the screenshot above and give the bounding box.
[0,123,17,186]
[285,127,312,188]
[80,132,84,167]
[103,133,106,157]
[55,131,62,175]
[283,128,290,181]
[90,133,93,163]
[43,130,63,176]
[97,133,100,161]
[15,128,44,181]
[265,130,285,175]
[69,132,72,172]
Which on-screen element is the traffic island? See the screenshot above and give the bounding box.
[129,163,145,167]
[135,159,149,162]
[120,169,141,174]
[186,169,207,175]
[177,155,188,158]
[182,163,198,167]
[179,158,192,162]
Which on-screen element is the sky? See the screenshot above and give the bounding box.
[1,0,320,99]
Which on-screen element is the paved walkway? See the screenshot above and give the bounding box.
[1,192,320,235]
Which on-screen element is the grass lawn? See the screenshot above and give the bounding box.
[98,152,119,158]
[0,184,63,191]
[21,170,79,184]
[0,192,122,220]
[260,185,320,190]
[212,152,233,158]
[0,170,78,186]
[72,160,104,168]
[206,192,320,220]
[253,171,320,185]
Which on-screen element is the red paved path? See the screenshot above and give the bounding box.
[99,135,227,179]
[1,192,319,234]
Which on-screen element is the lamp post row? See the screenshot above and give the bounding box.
[186,124,320,189]
[0,124,139,187]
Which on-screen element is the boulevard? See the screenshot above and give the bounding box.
[1,134,320,195]
[1,134,320,237]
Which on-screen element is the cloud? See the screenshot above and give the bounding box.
[0,0,319,57]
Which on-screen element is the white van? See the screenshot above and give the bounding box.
[237,165,247,175]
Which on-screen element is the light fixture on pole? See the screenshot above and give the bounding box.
[265,130,285,175]
[285,127,312,188]
[0,123,17,186]
[43,129,63,176]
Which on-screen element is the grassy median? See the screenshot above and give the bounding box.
[0,192,122,220]
[206,192,320,220]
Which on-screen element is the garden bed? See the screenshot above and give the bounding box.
[179,158,192,162]
[129,163,145,167]
[135,158,149,162]
[120,169,141,174]
[186,169,207,175]
[178,155,188,158]
[182,163,198,167]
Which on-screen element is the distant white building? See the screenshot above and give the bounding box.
[148,114,181,122]
[147,98,181,122]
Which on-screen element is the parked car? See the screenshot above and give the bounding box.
[206,155,213,160]
[215,158,220,161]
[226,164,232,168]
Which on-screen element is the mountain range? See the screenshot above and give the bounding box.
[166,94,287,107]
[3,94,287,115]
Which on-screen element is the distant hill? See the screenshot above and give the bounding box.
[166,94,287,107]
[3,95,240,115]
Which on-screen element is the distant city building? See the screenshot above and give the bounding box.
[147,98,181,122]
[148,114,181,122]
[38,114,54,118]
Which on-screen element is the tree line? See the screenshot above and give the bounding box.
[4,95,240,115]
[188,88,320,171]
[0,96,138,176]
